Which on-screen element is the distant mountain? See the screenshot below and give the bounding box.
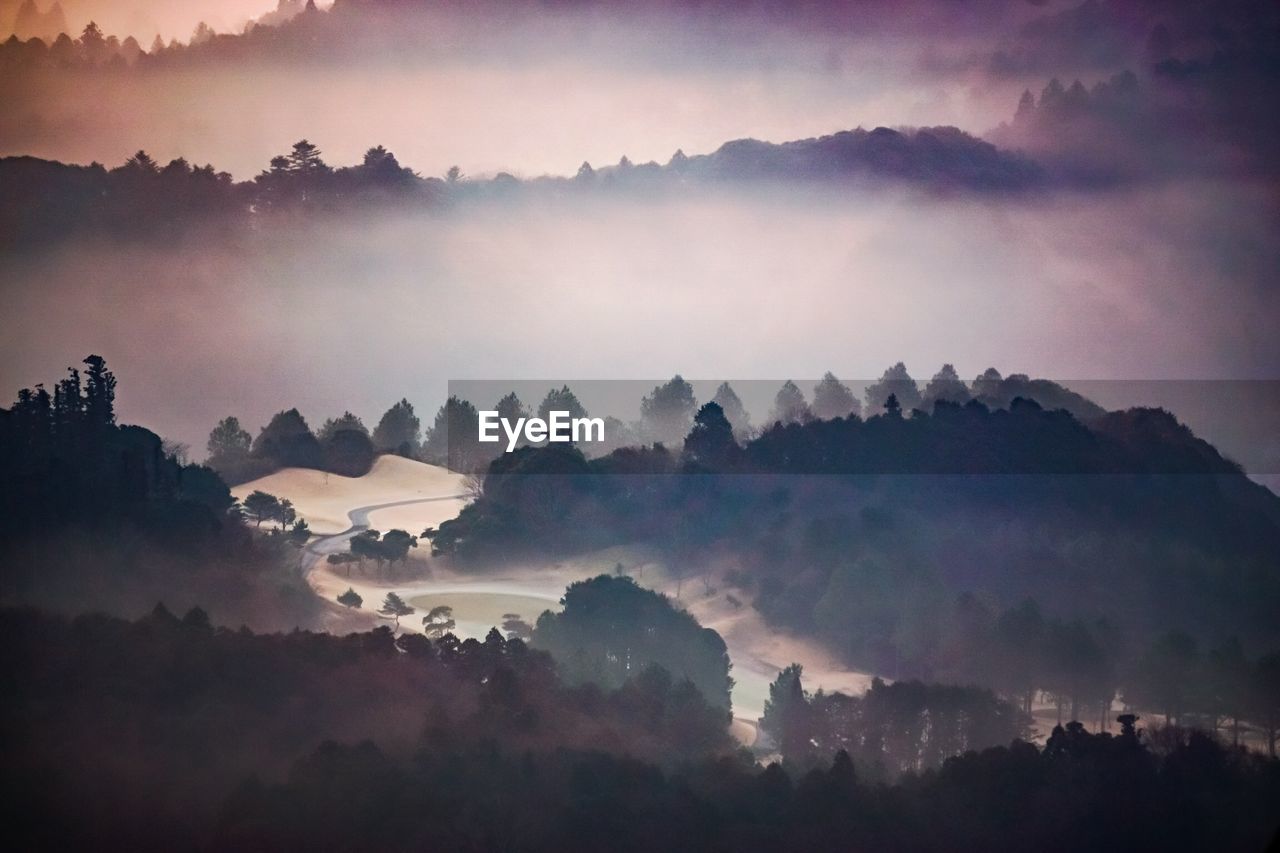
[660,126,1041,191]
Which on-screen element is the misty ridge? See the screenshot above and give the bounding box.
[0,124,1047,253]
[3,0,1276,185]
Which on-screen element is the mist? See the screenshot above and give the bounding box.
[0,4,1047,180]
[3,179,1274,457]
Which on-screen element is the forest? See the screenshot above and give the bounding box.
[5,606,1278,851]
[0,356,320,628]
[422,373,1280,759]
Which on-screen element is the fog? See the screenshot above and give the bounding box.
[3,181,1275,458]
[1,61,1026,181]
[0,0,280,42]
[0,4,1051,179]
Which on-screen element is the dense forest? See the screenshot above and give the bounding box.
[4,606,1278,851]
[423,371,1280,756]
[0,355,319,628]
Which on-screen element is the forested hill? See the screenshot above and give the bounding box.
[433,392,1280,683]
[0,356,318,629]
[0,122,1038,250]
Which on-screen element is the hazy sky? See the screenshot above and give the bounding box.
[0,0,285,42]
[0,0,1276,461]
[3,183,1275,454]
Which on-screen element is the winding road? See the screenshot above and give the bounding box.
[252,464,871,749]
[302,495,468,573]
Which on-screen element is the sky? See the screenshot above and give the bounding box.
[0,0,1276,461]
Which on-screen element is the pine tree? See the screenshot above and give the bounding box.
[81,355,116,429]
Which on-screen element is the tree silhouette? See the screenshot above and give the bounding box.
[372,399,420,457]
[287,139,327,176]
[760,663,810,762]
[336,587,362,609]
[770,380,809,425]
[377,592,414,629]
[865,362,922,413]
[683,402,737,470]
[531,575,733,709]
[537,385,587,423]
[922,363,971,409]
[423,605,456,639]
[317,411,367,442]
[710,381,752,439]
[242,490,281,527]
[252,409,322,469]
[640,375,697,445]
[811,372,860,421]
[424,395,482,471]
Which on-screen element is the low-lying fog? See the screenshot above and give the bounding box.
[3,182,1275,464]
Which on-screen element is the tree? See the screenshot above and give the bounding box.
[922,364,971,409]
[207,416,253,476]
[380,529,417,566]
[683,402,737,470]
[378,592,414,629]
[502,613,533,640]
[288,139,327,177]
[358,146,413,186]
[337,587,363,609]
[992,599,1045,713]
[760,663,811,762]
[317,412,367,442]
[711,382,752,439]
[865,363,922,413]
[191,21,215,44]
[372,399,420,456]
[423,605,456,639]
[121,151,159,176]
[252,409,322,469]
[321,427,375,477]
[242,490,281,527]
[1126,631,1199,725]
[1206,637,1250,744]
[81,355,116,429]
[79,21,105,61]
[972,367,1004,401]
[1252,652,1280,758]
[350,529,384,569]
[494,392,529,425]
[811,372,860,421]
[640,375,697,445]
[537,385,587,423]
[770,381,809,425]
[531,575,733,709]
[287,518,311,547]
[423,396,482,472]
[274,498,297,531]
[326,552,359,577]
[318,412,373,477]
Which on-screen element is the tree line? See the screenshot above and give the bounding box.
[5,607,1277,851]
[423,371,1280,758]
[0,355,323,628]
